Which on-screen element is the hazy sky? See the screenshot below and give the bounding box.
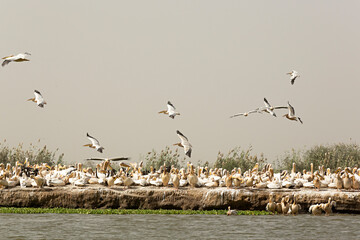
[1,1,359,165]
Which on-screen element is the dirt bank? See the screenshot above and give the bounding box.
[1,186,359,212]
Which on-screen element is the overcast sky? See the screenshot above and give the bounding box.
[1,0,359,165]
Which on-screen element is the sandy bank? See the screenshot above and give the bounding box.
[1,186,359,213]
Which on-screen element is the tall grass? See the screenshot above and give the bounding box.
[144,146,185,171]
[213,146,267,171]
[0,140,64,166]
[277,143,360,171]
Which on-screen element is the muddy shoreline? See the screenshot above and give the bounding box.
[1,186,360,213]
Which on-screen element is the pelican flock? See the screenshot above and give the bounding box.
[3,49,353,216]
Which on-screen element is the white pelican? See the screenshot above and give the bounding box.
[258,98,287,117]
[230,109,259,118]
[27,90,47,108]
[173,130,192,158]
[283,102,303,124]
[287,70,300,85]
[158,101,180,119]
[2,52,31,67]
[84,133,104,153]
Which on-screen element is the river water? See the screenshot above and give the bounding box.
[0,213,359,240]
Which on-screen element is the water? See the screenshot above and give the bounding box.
[0,213,360,240]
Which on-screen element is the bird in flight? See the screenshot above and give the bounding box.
[283,101,303,124]
[258,98,287,117]
[2,52,31,67]
[174,130,192,158]
[84,133,104,153]
[27,90,47,108]
[158,101,180,119]
[287,70,300,85]
[230,109,259,118]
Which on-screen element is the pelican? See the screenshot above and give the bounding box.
[287,70,300,85]
[84,133,104,153]
[227,206,237,216]
[283,102,303,124]
[27,90,47,108]
[258,98,287,117]
[174,130,192,158]
[158,101,180,119]
[230,109,259,118]
[2,52,31,67]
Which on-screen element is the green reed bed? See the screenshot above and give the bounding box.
[0,207,271,215]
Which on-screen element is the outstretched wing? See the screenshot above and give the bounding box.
[176,130,192,157]
[87,133,101,147]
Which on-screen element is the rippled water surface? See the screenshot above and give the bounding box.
[1,213,360,240]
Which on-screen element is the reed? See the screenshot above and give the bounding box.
[0,207,271,215]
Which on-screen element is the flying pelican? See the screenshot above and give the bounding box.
[158,101,180,119]
[174,130,192,158]
[230,109,259,118]
[2,52,31,67]
[283,102,303,124]
[287,70,300,85]
[258,98,287,117]
[27,90,47,108]
[84,133,104,153]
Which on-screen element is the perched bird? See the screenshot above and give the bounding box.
[2,52,31,67]
[287,70,300,85]
[174,130,192,158]
[309,204,322,216]
[84,133,104,153]
[27,90,47,108]
[158,101,180,119]
[283,102,303,124]
[266,194,276,214]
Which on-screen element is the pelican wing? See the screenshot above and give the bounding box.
[167,101,176,111]
[86,133,101,147]
[230,109,258,118]
[34,90,44,102]
[263,98,271,108]
[288,102,295,116]
[86,158,106,161]
[109,157,130,161]
[176,130,192,157]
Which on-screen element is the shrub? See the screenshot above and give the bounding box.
[144,146,185,171]
[277,143,360,171]
[213,146,267,171]
[0,140,64,166]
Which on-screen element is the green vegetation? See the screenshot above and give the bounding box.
[277,143,360,171]
[0,140,64,166]
[144,146,185,171]
[0,207,271,215]
[214,146,267,171]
